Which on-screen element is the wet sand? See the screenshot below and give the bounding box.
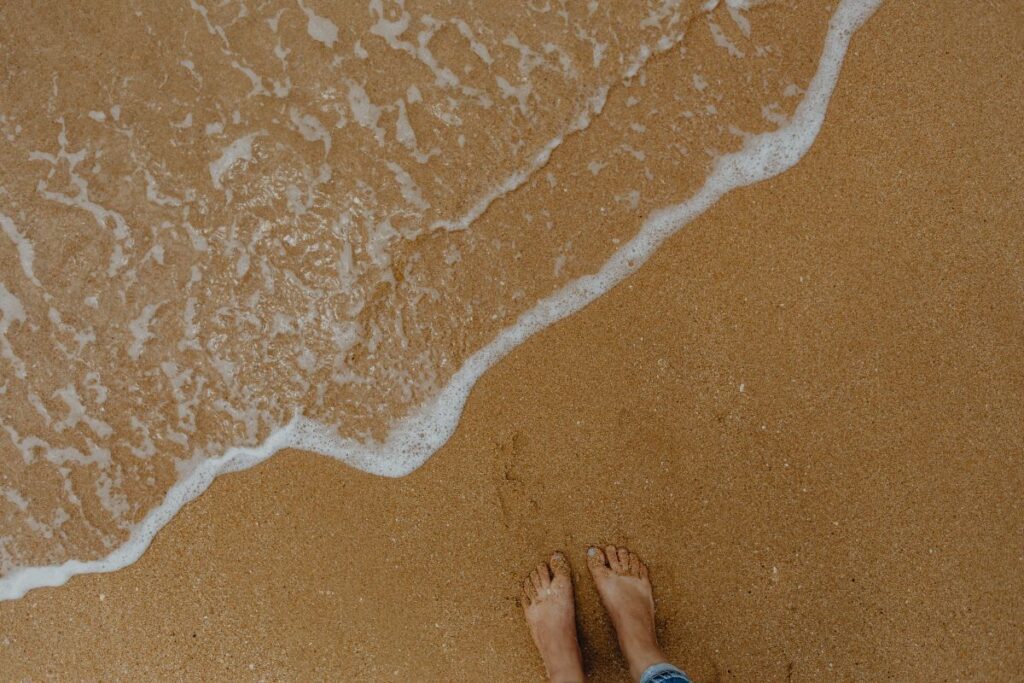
[3,1,1023,680]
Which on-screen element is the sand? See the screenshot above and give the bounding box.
[2,1,1023,680]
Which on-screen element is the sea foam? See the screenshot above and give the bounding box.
[0,0,880,601]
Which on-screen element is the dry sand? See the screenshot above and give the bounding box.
[3,1,1023,680]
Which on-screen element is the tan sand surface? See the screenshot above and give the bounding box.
[2,1,1023,680]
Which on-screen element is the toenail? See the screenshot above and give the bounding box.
[587,547,597,556]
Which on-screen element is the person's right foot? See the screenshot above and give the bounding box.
[587,545,667,682]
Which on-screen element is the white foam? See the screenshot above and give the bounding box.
[297,0,338,48]
[0,211,41,287]
[52,384,113,439]
[346,82,384,144]
[428,85,610,233]
[0,280,27,380]
[706,15,745,58]
[127,303,162,360]
[454,19,493,65]
[209,133,259,189]
[288,106,332,156]
[0,0,880,601]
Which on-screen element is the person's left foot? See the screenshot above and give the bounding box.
[520,552,585,683]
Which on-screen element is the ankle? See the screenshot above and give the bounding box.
[549,672,584,683]
[546,658,584,683]
[619,637,666,682]
[540,639,583,683]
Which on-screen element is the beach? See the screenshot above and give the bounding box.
[2,0,1023,680]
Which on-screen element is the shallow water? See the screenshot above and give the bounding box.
[0,0,877,598]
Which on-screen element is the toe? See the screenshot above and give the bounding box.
[523,578,538,603]
[587,546,609,574]
[628,551,641,577]
[550,552,571,579]
[520,587,532,609]
[537,562,551,588]
[617,547,631,574]
[639,559,650,581]
[530,569,543,592]
[606,545,622,572]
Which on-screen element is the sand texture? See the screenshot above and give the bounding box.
[2,1,1023,681]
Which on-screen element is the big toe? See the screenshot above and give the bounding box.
[550,551,571,580]
[587,546,610,576]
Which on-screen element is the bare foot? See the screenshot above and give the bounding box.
[587,546,667,682]
[520,552,584,683]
